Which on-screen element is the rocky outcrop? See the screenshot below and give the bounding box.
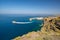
[13,16,60,40]
[41,17,60,35]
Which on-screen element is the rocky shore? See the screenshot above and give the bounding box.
[13,16,60,40]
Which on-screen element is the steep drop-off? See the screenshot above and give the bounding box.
[13,16,60,40]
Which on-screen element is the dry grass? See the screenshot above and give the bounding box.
[13,16,60,40]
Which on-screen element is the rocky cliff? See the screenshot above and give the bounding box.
[13,16,60,40]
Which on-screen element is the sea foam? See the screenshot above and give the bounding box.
[29,17,43,21]
[12,21,32,24]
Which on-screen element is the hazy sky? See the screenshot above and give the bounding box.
[0,0,60,14]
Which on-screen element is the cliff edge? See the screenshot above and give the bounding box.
[13,16,60,40]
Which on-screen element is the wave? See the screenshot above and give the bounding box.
[12,17,43,24]
[29,17,43,21]
[12,21,32,24]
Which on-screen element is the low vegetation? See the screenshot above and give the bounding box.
[13,16,60,40]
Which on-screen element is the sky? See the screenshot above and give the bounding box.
[0,0,60,14]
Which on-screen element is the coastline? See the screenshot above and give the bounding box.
[13,16,60,40]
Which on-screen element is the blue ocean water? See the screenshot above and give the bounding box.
[0,14,43,40]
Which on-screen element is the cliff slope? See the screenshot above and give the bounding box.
[13,16,60,40]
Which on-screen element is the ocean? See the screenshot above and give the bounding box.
[0,14,44,40]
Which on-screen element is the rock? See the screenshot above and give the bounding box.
[13,16,60,40]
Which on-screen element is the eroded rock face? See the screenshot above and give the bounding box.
[41,17,60,33]
[13,17,60,40]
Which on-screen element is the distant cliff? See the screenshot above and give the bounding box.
[13,16,60,40]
